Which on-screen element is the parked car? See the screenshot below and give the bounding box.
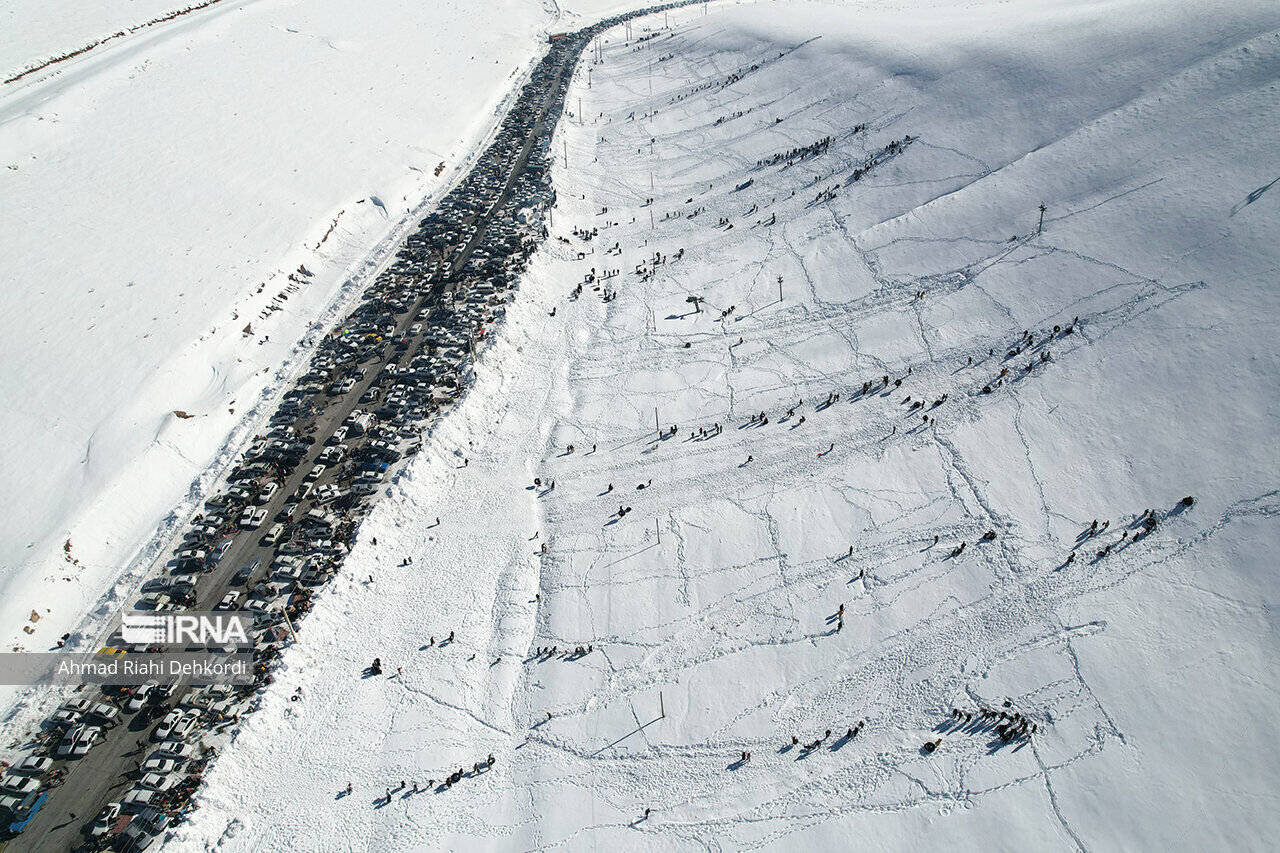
[156,740,194,760]
[4,790,49,835]
[0,774,40,796]
[231,559,261,586]
[139,772,177,792]
[122,787,157,812]
[12,755,52,776]
[169,709,202,741]
[141,577,172,593]
[141,756,182,775]
[52,698,91,726]
[90,802,121,836]
[89,701,120,726]
[153,709,183,741]
[56,724,100,758]
[126,682,158,714]
[211,538,234,563]
[261,523,284,547]
[238,507,268,529]
[121,806,170,849]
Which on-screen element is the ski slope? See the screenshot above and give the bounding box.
[0,0,648,691]
[168,0,1280,850]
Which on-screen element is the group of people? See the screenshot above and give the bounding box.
[949,703,1039,744]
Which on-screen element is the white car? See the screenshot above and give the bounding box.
[216,591,242,611]
[0,774,40,795]
[186,524,219,540]
[53,698,92,725]
[91,802,122,836]
[273,561,303,582]
[304,464,325,483]
[153,709,182,740]
[57,724,101,758]
[255,482,279,505]
[139,772,177,792]
[156,740,194,760]
[13,755,52,776]
[141,756,182,775]
[122,787,157,811]
[168,708,202,741]
[238,506,268,529]
[89,701,120,726]
[126,682,158,714]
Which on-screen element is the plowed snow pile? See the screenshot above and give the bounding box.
[171,0,1280,849]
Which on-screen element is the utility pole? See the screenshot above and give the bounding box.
[563,138,567,165]
[656,518,661,543]
[1037,202,1046,235]
[778,275,783,303]
[578,97,582,123]
[654,407,660,439]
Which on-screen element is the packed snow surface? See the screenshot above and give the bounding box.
[0,0,646,682]
[157,0,1280,849]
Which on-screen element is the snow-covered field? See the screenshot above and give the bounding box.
[160,0,1280,850]
[0,0,647,682]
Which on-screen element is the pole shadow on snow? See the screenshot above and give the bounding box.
[601,542,656,568]
[590,717,662,757]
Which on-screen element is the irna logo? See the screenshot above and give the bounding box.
[122,612,252,647]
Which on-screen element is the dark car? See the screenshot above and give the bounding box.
[231,559,261,587]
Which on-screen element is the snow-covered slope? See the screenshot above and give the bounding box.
[0,0,653,669]
[166,0,1280,850]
